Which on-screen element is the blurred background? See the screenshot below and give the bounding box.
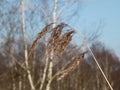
[0,0,120,90]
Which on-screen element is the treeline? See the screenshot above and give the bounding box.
[0,40,120,90]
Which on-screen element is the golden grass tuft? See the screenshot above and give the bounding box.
[29,23,52,56]
[28,22,87,82]
[57,30,75,54]
[29,22,79,59]
[57,52,86,80]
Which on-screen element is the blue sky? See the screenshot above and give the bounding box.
[78,0,120,57]
[2,0,120,57]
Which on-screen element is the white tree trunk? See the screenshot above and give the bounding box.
[39,39,49,90]
[21,0,35,90]
[19,76,22,90]
[46,0,58,90]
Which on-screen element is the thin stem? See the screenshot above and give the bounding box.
[74,29,114,90]
[86,45,113,90]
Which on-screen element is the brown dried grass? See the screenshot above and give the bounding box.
[29,23,52,56]
[57,52,86,80]
[29,22,85,70]
[29,22,87,82]
[47,23,68,53]
[57,30,75,54]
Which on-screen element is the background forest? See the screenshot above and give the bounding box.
[0,0,120,90]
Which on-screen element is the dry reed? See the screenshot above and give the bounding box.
[47,23,68,53]
[57,30,75,54]
[57,52,86,80]
[29,23,52,56]
[28,22,87,84]
[29,23,74,57]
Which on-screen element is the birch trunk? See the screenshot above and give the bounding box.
[12,74,16,90]
[46,0,58,90]
[10,39,16,90]
[18,76,22,90]
[39,39,49,90]
[21,0,35,90]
